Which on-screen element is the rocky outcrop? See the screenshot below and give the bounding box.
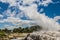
[24,31,60,40]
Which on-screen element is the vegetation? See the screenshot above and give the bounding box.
[0,25,42,33]
[0,31,6,37]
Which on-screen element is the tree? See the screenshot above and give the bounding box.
[2,28,11,33]
[30,25,42,32]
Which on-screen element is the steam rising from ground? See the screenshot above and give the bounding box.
[24,31,60,40]
[19,0,60,31]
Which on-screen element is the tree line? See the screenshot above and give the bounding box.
[0,25,42,33]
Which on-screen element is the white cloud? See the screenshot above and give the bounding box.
[3,9,16,17]
[1,17,34,24]
[0,0,53,7]
[4,25,19,30]
[0,0,17,6]
[54,16,60,22]
[0,17,21,23]
[22,0,53,6]
[22,0,35,5]
[19,4,37,19]
[0,16,35,29]
[0,14,3,18]
[39,0,53,6]
[4,17,21,23]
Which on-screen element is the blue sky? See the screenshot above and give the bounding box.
[0,2,9,14]
[44,3,60,18]
[0,0,60,30]
[37,2,60,18]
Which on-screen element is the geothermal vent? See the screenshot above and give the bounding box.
[24,31,60,40]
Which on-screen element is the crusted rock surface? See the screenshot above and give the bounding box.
[24,31,60,40]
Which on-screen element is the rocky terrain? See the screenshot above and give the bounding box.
[24,31,60,40]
